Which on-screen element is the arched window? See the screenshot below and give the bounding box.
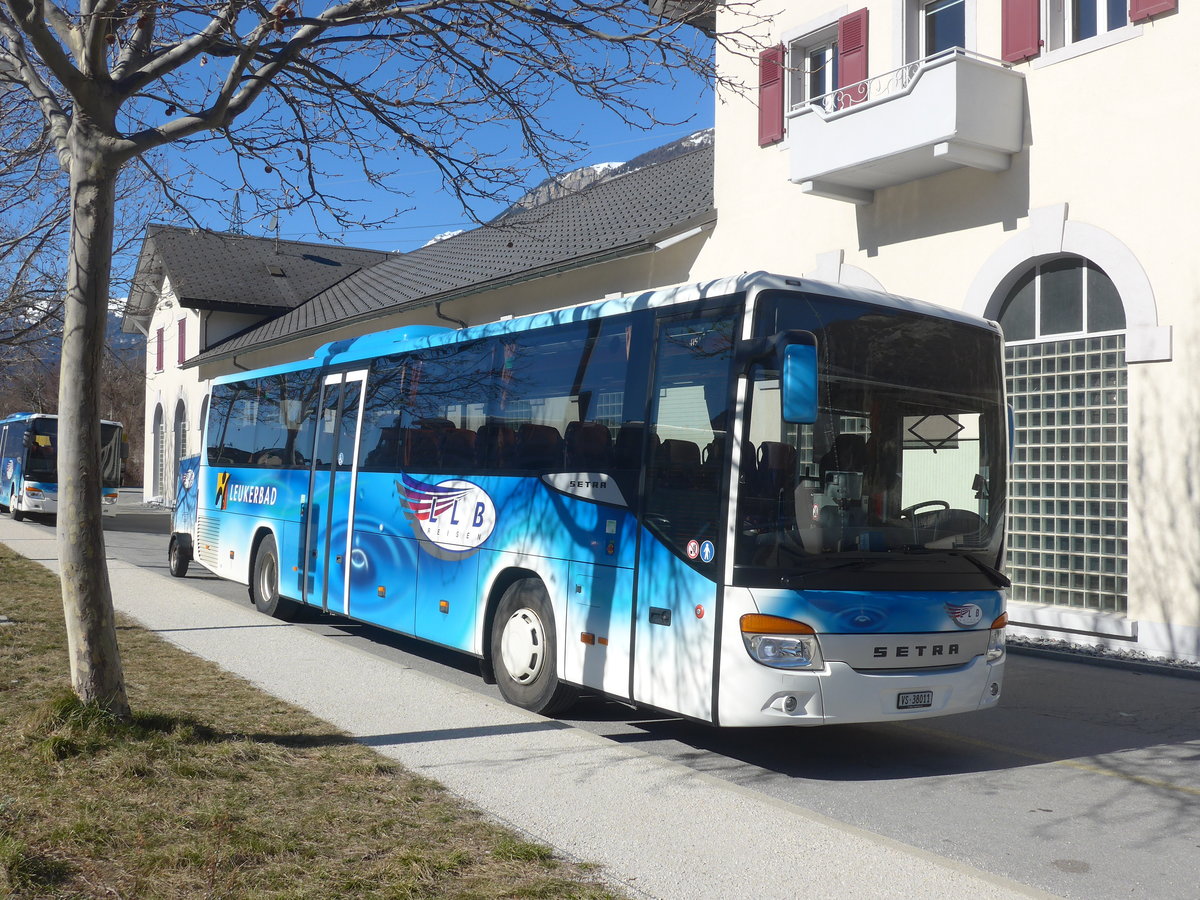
[995,256,1125,341]
[152,404,165,498]
[173,399,188,482]
[993,256,1128,613]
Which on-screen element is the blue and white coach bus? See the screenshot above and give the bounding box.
[169,273,1010,726]
[0,412,125,520]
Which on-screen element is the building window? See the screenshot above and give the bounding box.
[1071,0,1127,41]
[155,327,164,372]
[173,399,188,465]
[997,257,1128,613]
[1003,0,1170,63]
[152,403,165,498]
[177,318,187,366]
[789,29,839,110]
[922,0,966,55]
[783,9,869,112]
[997,257,1125,340]
[1044,0,1128,52]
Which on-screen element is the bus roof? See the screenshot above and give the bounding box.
[210,272,1001,384]
[0,413,124,428]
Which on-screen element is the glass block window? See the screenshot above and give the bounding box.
[998,258,1128,613]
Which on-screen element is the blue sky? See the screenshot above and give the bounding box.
[176,77,715,255]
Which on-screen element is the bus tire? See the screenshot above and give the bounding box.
[168,536,190,578]
[490,578,576,717]
[9,491,23,523]
[250,534,295,619]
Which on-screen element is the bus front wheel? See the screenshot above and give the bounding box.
[250,534,295,619]
[8,491,23,522]
[490,578,576,717]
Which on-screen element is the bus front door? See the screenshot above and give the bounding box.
[303,371,366,614]
[632,307,737,723]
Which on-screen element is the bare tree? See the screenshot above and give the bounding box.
[0,80,69,355]
[0,0,754,716]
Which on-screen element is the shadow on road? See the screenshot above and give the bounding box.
[100,502,1200,788]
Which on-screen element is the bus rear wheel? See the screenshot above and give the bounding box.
[250,534,295,619]
[490,578,576,716]
[168,536,190,578]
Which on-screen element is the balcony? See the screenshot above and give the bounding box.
[789,50,1026,205]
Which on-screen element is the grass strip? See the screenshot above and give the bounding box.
[0,546,618,899]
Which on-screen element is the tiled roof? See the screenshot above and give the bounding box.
[123,226,391,327]
[187,144,715,366]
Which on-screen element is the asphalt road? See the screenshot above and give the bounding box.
[75,497,1200,898]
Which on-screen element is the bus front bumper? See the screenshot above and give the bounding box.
[717,653,1005,727]
[15,490,120,517]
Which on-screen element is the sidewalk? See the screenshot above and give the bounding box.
[0,517,1053,900]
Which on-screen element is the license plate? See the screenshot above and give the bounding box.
[897,690,933,710]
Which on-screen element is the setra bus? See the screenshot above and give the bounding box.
[0,412,125,520]
[169,272,1010,726]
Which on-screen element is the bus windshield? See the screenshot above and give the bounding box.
[735,291,1007,591]
[26,419,124,488]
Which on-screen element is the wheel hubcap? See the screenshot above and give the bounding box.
[258,555,276,602]
[500,607,545,684]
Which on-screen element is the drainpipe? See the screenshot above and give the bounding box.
[435,300,468,329]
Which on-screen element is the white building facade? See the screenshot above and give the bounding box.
[687,0,1196,660]
[141,277,201,503]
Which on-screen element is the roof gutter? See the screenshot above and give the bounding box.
[654,223,709,251]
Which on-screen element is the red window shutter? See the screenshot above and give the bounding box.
[837,9,870,108]
[758,44,785,146]
[1001,0,1041,62]
[1130,0,1176,22]
[177,318,186,366]
[155,327,164,372]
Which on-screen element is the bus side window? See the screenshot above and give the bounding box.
[359,356,407,471]
[249,376,290,467]
[287,370,322,468]
[206,383,237,464]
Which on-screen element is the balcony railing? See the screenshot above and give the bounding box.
[789,48,1026,204]
[799,48,1006,119]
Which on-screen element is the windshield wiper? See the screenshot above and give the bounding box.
[892,546,1009,587]
[956,552,1011,588]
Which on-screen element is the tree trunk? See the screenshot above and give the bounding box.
[56,128,130,719]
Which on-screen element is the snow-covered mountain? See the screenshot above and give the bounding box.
[496,129,713,219]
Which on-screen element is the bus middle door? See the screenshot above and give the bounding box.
[303,371,366,614]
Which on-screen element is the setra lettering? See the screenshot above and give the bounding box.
[873,643,961,659]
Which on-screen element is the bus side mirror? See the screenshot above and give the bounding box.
[22,432,33,449]
[121,438,130,460]
[782,344,818,424]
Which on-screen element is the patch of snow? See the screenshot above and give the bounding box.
[422,230,465,247]
[1009,635,1200,672]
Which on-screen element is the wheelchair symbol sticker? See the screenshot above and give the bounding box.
[699,541,715,563]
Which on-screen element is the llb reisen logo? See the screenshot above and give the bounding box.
[397,475,496,556]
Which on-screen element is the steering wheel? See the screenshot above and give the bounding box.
[899,500,950,520]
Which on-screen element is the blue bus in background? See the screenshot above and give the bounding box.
[0,413,125,521]
[170,273,1010,726]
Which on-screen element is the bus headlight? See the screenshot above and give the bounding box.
[740,614,823,670]
[24,487,44,500]
[103,492,119,505]
[987,613,1008,662]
